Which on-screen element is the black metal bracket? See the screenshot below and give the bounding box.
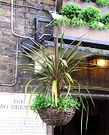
[35,17,109,50]
[35,17,53,42]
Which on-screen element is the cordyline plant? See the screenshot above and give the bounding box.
[22,34,94,134]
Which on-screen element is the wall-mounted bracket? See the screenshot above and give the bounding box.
[35,17,53,43]
[35,17,109,50]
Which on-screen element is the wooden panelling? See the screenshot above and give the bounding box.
[72,67,109,90]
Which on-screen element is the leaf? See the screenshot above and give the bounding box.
[52,80,58,106]
[25,80,43,119]
[38,76,49,81]
[65,72,74,83]
[59,58,68,67]
[66,40,82,62]
[24,79,34,101]
[81,84,95,107]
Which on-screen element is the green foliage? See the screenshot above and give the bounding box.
[81,0,109,6]
[30,93,52,111]
[53,16,70,26]
[61,2,82,19]
[82,0,91,2]
[81,5,101,22]
[102,12,109,26]
[70,17,86,26]
[89,21,105,30]
[53,2,109,30]
[23,36,95,135]
[96,0,109,6]
[30,93,80,112]
[23,39,92,107]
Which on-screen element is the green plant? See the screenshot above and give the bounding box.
[53,16,70,26]
[81,5,101,22]
[102,12,109,26]
[89,21,105,30]
[61,2,82,19]
[96,0,109,6]
[22,35,94,134]
[54,3,109,30]
[24,38,93,107]
[82,0,91,2]
[30,93,80,112]
[70,17,86,26]
[81,0,109,6]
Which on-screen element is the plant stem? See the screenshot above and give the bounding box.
[54,34,59,80]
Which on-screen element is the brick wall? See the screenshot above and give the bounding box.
[0,0,55,91]
[0,0,55,134]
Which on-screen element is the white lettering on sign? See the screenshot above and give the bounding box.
[0,93,46,135]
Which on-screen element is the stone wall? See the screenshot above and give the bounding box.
[0,0,55,134]
[0,0,55,91]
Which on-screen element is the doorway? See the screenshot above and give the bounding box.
[54,99,109,135]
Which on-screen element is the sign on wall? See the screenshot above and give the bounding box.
[0,93,46,135]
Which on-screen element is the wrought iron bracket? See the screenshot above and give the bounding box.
[35,17,53,42]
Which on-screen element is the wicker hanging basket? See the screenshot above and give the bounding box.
[38,107,76,126]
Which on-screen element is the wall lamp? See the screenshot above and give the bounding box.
[88,55,109,67]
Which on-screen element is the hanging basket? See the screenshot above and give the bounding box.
[38,107,76,126]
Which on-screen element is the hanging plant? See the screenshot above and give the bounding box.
[22,35,95,134]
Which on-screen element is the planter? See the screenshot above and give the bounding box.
[54,25,109,43]
[55,0,109,43]
[62,0,109,14]
[38,107,76,126]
